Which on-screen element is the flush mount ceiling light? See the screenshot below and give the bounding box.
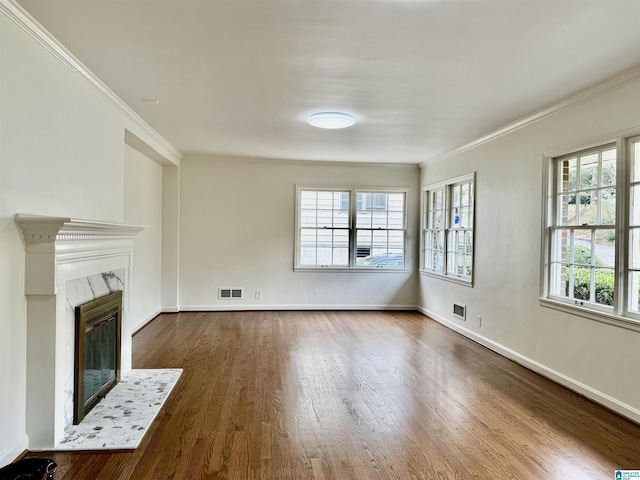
[307,111,355,129]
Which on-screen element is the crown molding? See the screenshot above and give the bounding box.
[0,0,182,166]
[183,153,419,169]
[422,65,640,167]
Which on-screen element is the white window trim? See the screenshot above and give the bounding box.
[539,128,640,333]
[294,185,411,273]
[420,172,475,286]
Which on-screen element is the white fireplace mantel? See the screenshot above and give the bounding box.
[15,215,147,450]
[16,215,147,295]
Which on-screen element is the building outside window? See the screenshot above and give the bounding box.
[296,187,407,270]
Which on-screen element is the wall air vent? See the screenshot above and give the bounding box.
[453,303,466,321]
[219,288,243,300]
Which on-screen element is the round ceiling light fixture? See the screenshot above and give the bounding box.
[307,111,355,129]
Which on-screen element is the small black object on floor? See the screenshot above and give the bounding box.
[0,458,57,480]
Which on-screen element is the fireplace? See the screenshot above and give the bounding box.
[15,214,146,449]
[74,290,122,424]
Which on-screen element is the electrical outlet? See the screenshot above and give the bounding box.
[477,315,482,327]
[255,290,262,300]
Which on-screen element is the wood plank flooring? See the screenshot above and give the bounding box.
[25,311,640,479]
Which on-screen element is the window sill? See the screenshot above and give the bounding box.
[419,270,473,287]
[539,297,640,332]
[294,267,412,273]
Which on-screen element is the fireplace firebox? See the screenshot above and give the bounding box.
[74,290,122,424]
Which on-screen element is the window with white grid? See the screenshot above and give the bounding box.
[355,192,405,268]
[421,173,475,284]
[423,188,445,274]
[295,187,407,270]
[541,132,640,330]
[628,135,640,314]
[549,144,617,310]
[447,179,474,279]
[298,190,350,267]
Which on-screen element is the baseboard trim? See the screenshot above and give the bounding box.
[0,435,28,468]
[179,304,419,312]
[417,306,640,424]
[131,309,162,335]
[161,307,179,313]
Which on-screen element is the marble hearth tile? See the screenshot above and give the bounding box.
[55,369,182,451]
[63,269,125,431]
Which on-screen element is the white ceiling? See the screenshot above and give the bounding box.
[15,0,640,164]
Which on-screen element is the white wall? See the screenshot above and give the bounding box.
[0,5,177,465]
[124,145,164,332]
[0,12,123,465]
[418,77,640,422]
[161,166,180,312]
[179,157,420,310]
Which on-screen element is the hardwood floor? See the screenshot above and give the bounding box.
[25,311,640,479]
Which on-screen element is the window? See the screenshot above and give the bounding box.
[295,187,407,270]
[628,135,640,314]
[355,191,405,267]
[542,134,640,328]
[423,188,445,273]
[548,144,616,309]
[298,190,350,267]
[421,173,475,284]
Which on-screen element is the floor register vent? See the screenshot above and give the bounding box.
[219,288,244,300]
[453,303,466,321]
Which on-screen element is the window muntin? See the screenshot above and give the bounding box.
[421,174,475,283]
[296,187,407,270]
[549,145,616,309]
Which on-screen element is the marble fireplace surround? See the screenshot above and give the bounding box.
[15,215,146,450]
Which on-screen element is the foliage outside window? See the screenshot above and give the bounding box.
[422,173,475,284]
[544,135,640,327]
[296,187,407,270]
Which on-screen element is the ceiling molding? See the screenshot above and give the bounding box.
[183,154,419,169]
[422,65,640,167]
[1,0,182,166]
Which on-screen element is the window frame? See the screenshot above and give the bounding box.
[294,185,410,272]
[540,131,640,332]
[420,173,475,286]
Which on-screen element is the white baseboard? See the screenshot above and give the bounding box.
[179,304,419,312]
[0,435,28,468]
[132,308,162,334]
[161,307,179,313]
[417,306,640,424]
